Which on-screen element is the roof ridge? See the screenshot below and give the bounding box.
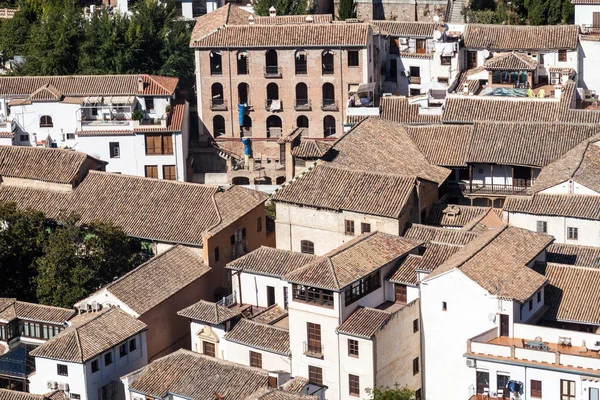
[87,170,224,189]
[327,258,341,289]
[546,262,600,272]
[454,226,508,270]
[73,327,84,363]
[322,231,379,258]
[238,318,290,332]
[14,300,73,312]
[143,75,175,95]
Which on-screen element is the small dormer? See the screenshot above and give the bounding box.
[443,205,461,219]
[269,6,276,17]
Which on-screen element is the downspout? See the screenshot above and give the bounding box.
[174,132,179,180]
[228,47,235,137]
[339,47,344,133]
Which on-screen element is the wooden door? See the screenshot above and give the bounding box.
[267,286,275,307]
[561,380,575,400]
[467,51,478,69]
[594,12,600,28]
[307,322,321,351]
[500,314,509,337]
[395,284,408,304]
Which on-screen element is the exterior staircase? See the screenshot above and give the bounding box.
[446,0,466,23]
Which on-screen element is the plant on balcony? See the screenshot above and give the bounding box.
[365,384,414,400]
[132,109,143,121]
[165,105,171,113]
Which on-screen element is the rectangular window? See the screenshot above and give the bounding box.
[70,395,81,400]
[529,299,533,311]
[129,338,137,352]
[442,301,447,311]
[537,291,542,303]
[145,134,163,155]
[109,142,120,158]
[344,271,381,305]
[361,223,371,234]
[67,133,75,140]
[413,319,419,333]
[145,165,158,179]
[558,50,567,62]
[308,366,323,385]
[34,323,40,338]
[203,341,216,357]
[348,339,359,357]
[119,344,128,358]
[104,352,112,366]
[214,246,220,262]
[20,134,28,142]
[24,322,30,337]
[162,135,174,154]
[257,217,262,232]
[440,56,452,65]
[530,380,542,398]
[413,357,419,375]
[57,364,68,376]
[348,50,359,67]
[536,221,547,233]
[345,220,355,235]
[307,322,322,354]
[300,240,314,254]
[415,39,427,54]
[560,379,575,400]
[349,374,360,396]
[163,165,176,180]
[409,88,421,96]
[249,351,262,368]
[91,359,99,373]
[146,98,155,111]
[43,325,48,339]
[292,284,333,307]
[568,227,578,240]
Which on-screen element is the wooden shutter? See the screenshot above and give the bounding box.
[145,165,158,179]
[594,12,600,28]
[163,165,176,180]
[163,135,173,154]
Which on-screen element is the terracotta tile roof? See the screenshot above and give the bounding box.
[28,84,63,102]
[399,52,434,59]
[388,255,422,285]
[504,194,600,220]
[379,97,442,125]
[273,165,416,218]
[547,243,600,268]
[571,0,600,4]
[167,97,187,131]
[426,226,552,303]
[127,349,268,399]
[0,299,75,324]
[0,145,106,184]
[373,21,435,37]
[190,4,250,43]
[442,96,560,123]
[533,136,600,193]
[344,115,367,125]
[225,319,290,355]
[468,122,599,167]
[250,305,288,325]
[30,308,146,363]
[464,24,579,51]
[0,390,68,400]
[465,208,505,232]
[404,124,473,167]
[102,246,209,315]
[75,130,136,137]
[284,232,421,290]
[0,75,177,97]
[191,23,371,48]
[322,118,450,184]
[534,263,600,325]
[483,52,538,71]
[177,300,241,324]
[226,246,316,278]
[281,377,309,393]
[427,204,491,228]
[291,140,331,158]
[390,241,465,285]
[254,14,333,24]
[247,388,318,400]
[336,307,391,339]
[0,172,268,246]
[403,224,479,246]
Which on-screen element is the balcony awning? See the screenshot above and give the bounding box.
[357,83,376,95]
[348,84,360,95]
[106,96,134,105]
[83,96,103,104]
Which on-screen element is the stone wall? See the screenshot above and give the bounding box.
[335,0,447,21]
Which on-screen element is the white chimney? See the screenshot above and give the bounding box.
[305,15,313,23]
[137,76,144,92]
[248,14,255,24]
[269,6,276,17]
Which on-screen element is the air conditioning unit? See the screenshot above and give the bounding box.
[58,383,69,392]
[466,359,476,368]
[47,381,58,390]
[399,38,408,45]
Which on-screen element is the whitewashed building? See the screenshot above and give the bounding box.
[0,75,189,181]
[29,308,147,400]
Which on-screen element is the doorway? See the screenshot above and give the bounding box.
[476,371,489,395]
[395,284,407,304]
[500,314,509,337]
[267,286,275,307]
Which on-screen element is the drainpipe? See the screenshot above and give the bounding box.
[227,47,235,138]
[339,47,344,133]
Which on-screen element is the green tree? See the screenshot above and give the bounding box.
[0,202,48,301]
[366,384,415,400]
[337,0,356,20]
[252,0,309,16]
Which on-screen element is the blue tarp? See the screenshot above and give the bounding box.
[241,137,251,155]
[238,104,246,126]
[480,87,528,97]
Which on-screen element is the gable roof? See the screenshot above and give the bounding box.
[336,307,392,339]
[504,194,600,220]
[404,124,473,167]
[442,95,560,123]
[247,388,318,400]
[534,262,600,325]
[30,308,146,363]
[0,299,75,324]
[379,97,442,125]
[390,242,464,285]
[250,305,288,325]
[101,246,209,315]
[0,172,267,246]
[273,164,417,218]
[0,145,106,185]
[427,204,491,228]
[177,300,241,325]
[226,247,316,278]
[403,224,479,246]
[224,319,290,355]
[291,140,332,159]
[28,84,63,102]
[284,232,421,290]
[463,24,579,51]
[425,226,552,302]
[126,349,268,400]
[483,52,538,71]
[547,243,600,268]
[0,390,68,400]
[371,21,435,37]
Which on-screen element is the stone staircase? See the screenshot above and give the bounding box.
[447,0,465,23]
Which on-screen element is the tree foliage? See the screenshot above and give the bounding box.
[252,0,310,16]
[337,0,356,20]
[366,384,415,400]
[465,0,574,24]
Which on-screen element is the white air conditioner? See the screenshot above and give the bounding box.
[466,359,476,368]
[47,381,58,390]
[58,383,69,392]
[399,38,408,45]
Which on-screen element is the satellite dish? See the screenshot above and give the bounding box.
[482,50,490,59]
[433,30,442,40]
[433,15,440,22]
[488,313,496,322]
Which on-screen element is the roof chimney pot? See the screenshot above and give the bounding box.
[269,6,276,16]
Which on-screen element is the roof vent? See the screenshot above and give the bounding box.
[269,6,276,17]
[137,76,144,93]
[442,205,461,218]
[305,15,313,23]
[248,14,255,24]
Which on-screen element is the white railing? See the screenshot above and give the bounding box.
[514,323,600,349]
[216,291,236,307]
[346,107,380,117]
[514,347,555,364]
[471,341,512,358]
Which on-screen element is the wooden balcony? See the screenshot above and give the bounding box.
[448,181,533,197]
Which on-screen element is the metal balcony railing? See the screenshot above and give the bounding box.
[264,66,282,78]
[210,98,228,111]
[294,99,311,111]
[321,99,338,111]
[304,342,324,358]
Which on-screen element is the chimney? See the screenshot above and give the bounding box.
[269,6,276,17]
[305,15,313,23]
[137,76,144,93]
[248,14,255,24]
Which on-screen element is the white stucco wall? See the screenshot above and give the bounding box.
[338,334,374,400]
[189,320,227,359]
[225,340,291,372]
[540,180,600,196]
[233,272,289,309]
[506,212,600,246]
[579,39,600,92]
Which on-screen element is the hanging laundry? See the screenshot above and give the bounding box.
[269,99,281,112]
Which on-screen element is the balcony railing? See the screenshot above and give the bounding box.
[322,65,334,75]
[448,181,533,196]
[216,291,236,307]
[304,342,324,359]
[211,98,228,111]
[80,119,133,131]
[264,66,282,78]
[294,99,311,111]
[321,99,339,111]
[265,99,282,112]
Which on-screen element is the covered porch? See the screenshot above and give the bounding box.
[484,52,538,90]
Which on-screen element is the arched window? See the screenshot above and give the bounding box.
[276,176,286,185]
[295,83,309,110]
[211,83,225,110]
[297,115,309,129]
[295,49,307,75]
[301,240,314,255]
[232,177,250,185]
[209,50,222,75]
[323,115,336,138]
[238,83,249,105]
[266,115,282,138]
[265,50,279,77]
[237,51,248,75]
[242,115,252,137]
[40,115,53,128]
[266,83,280,111]
[322,83,337,110]
[212,115,225,137]
[322,50,334,75]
